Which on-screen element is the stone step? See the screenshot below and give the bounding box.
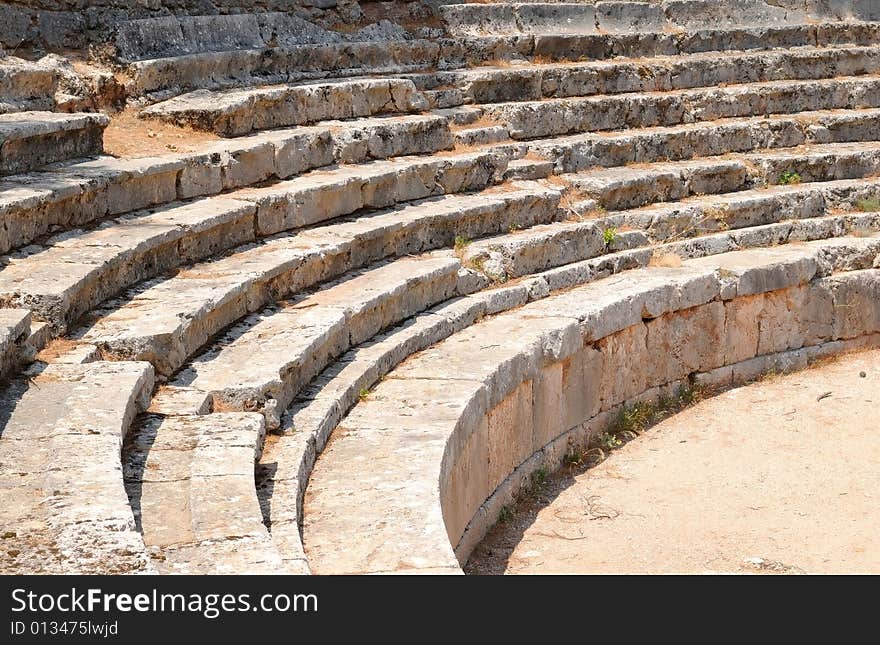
[0,57,57,114]
[424,88,469,110]
[568,158,751,211]
[140,79,430,137]
[230,150,506,236]
[0,115,461,256]
[564,142,880,210]
[466,177,880,281]
[127,39,459,102]
[591,175,880,243]
[302,235,880,573]
[0,308,32,379]
[422,44,880,106]
[531,107,880,172]
[166,256,462,428]
[77,181,559,376]
[0,197,257,334]
[528,21,880,63]
[0,360,154,574]
[503,158,555,180]
[442,1,822,37]
[453,125,510,147]
[485,75,880,140]
[123,412,284,574]
[0,112,109,176]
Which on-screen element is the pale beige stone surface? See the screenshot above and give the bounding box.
[0,361,154,574]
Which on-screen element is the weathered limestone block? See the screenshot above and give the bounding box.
[441,417,490,549]
[0,360,154,574]
[487,380,534,492]
[0,308,31,378]
[722,293,765,364]
[124,412,284,574]
[597,322,648,410]
[0,111,108,176]
[531,361,564,452]
[140,78,429,137]
[557,342,603,430]
[644,301,726,386]
[824,270,880,339]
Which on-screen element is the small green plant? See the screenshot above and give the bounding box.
[778,170,802,185]
[358,388,370,401]
[453,235,471,253]
[602,227,618,246]
[563,451,583,467]
[856,197,880,212]
[498,505,514,523]
[526,466,550,498]
[597,384,707,453]
[598,431,623,451]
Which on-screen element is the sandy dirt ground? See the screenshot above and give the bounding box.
[103,109,219,158]
[466,349,880,575]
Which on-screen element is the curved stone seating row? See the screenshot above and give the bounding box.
[141,78,430,137]
[531,107,880,172]
[484,75,880,140]
[0,112,456,256]
[302,237,880,573]
[0,180,552,338]
[76,180,556,375]
[113,12,348,63]
[0,360,154,574]
[168,255,462,427]
[124,21,880,101]
[415,44,880,106]
[257,203,880,573]
[561,142,880,211]
[442,0,810,38]
[508,17,880,62]
[146,71,880,147]
[127,39,451,103]
[466,177,880,282]
[122,412,282,574]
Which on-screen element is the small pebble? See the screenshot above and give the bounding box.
[859,371,866,378]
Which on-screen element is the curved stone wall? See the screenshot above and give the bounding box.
[447,269,880,562]
[302,239,880,573]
